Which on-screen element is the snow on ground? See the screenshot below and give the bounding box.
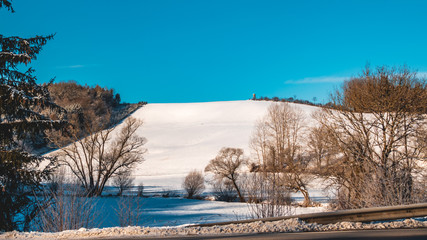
[95,196,251,228]
[3,217,426,239]
[129,100,320,189]
[49,100,325,193]
[33,101,335,235]
[61,196,329,229]
[5,100,424,239]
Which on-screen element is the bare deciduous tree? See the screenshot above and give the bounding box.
[307,125,337,174]
[316,65,427,209]
[211,179,238,202]
[205,148,247,202]
[245,172,293,218]
[307,126,326,171]
[112,170,134,196]
[32,175,99,232]
[50,117,146,196]
[250,103,311,207]
[182,170,205,199]
[115,197,144,227]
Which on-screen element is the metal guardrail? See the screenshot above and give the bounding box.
[192,202,427,227]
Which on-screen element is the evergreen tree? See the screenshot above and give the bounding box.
[1,1,65,231]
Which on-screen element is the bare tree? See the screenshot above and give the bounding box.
[115,197,144,227]
[137,183,144,197]
[250,103,311,207]
[211,179,238,202]
[316,65,427,209]
[50,117,146,196]
[32,175,99,232]
[112,170,134,196]
[182,170,205,199]
[205,148,247,202]
[307,125,337,174]
[245,172,293,218]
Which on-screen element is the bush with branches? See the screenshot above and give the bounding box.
[32,173,99,232]
[182,170,205,199]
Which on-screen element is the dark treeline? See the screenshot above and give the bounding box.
[24,81,146,151]
[252,95,328,107]
[48,81,145,129]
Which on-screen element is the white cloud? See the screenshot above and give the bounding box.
[57,64,102,69]
[284,70,427,85]
[68,65,85,68]
[56,64,85,69]
[284,76,348,84]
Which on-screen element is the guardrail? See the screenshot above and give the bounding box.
[192,202,427,227]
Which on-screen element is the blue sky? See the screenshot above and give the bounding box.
[2,0,427,103]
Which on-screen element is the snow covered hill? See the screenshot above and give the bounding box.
[25,100,424,234]
[127,100,320,190]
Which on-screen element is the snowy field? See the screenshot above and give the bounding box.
[45,101,330,226]
[3,100,425,239]
[126,100,319,189]
[102,100,331,226]
[51,196,329,228]
[49,100,327,195]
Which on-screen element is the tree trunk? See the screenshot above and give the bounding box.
[300,188,311,207]
[232,180,245,202]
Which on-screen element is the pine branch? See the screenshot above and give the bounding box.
[0,0,14,12]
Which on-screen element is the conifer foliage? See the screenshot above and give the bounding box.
[0,0,13,12]
[0,1,65,231]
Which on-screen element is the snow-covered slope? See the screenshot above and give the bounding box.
[129,100,320,189]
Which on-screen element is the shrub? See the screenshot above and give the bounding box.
[182,170,205,199]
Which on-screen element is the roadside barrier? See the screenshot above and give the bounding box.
[192,202,427,227]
